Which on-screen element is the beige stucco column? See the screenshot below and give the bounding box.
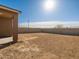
[12,14,18,43]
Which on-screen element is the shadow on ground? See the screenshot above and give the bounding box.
[0,42,15,49]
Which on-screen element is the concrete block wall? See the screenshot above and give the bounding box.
[18,28,79,35]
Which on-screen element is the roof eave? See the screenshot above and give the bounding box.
[0,5,21,14]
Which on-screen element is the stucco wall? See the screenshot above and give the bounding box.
[0,18,12,37]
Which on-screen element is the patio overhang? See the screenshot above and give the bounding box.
[0,5,20,43]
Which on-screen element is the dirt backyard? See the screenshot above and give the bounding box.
[0,33,79,59]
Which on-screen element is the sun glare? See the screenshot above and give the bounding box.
[43,0,57,12]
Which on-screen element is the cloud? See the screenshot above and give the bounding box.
[19,21,79,28]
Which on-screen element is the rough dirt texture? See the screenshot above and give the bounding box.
[0,33,79,59]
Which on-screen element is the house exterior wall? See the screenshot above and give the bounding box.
[0,18,12,37]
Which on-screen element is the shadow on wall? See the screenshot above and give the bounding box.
[18,28,79,36]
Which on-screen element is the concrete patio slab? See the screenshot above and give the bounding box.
[0,37,13,44]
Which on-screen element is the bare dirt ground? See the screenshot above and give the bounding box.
[0,33,79,59]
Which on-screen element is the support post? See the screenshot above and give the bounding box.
[12,14,18,43]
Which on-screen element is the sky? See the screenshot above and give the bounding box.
[0,0,79,28]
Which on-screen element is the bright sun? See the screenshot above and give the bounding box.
[43,0,56,11]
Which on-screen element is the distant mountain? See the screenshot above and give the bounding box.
[19,21,79,28]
